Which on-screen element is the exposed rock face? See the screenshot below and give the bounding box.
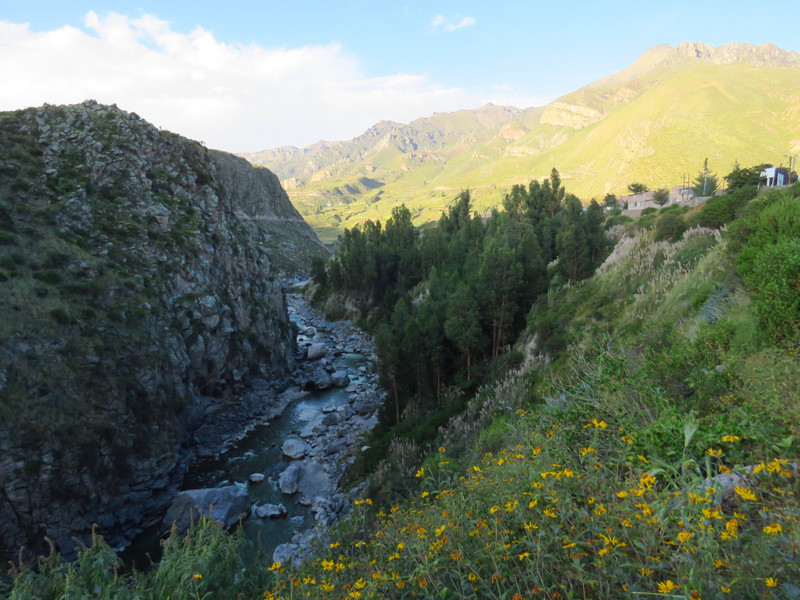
[540,101,605,129]
[0,101,326,560]
[671,41,800,68]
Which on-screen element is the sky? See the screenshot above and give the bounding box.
[1,1,799,152]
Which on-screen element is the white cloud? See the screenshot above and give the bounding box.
[0,12,478,151]
[431,14,476,32]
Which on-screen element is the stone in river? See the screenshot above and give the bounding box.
[249,473,266,483]
[330,370,350,388]
[278,463,301,494]
[282,437,309,459]
[296,461,333,503]
[162,485,249,532]
[310,367,332,390]
[306,343,327,360]
[254,503,287,519]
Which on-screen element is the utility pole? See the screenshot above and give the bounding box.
[786,154,799,183]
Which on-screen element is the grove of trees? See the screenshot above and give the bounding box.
[314,169,611,430]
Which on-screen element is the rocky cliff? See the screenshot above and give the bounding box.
[0,101,327,560]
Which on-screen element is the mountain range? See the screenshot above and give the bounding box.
[243,42,800,241]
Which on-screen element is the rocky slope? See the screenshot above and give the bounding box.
[0,101,327,560]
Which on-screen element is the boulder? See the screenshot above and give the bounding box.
[310,367,332,390]
[306,343,327,361]
[249,473,266,483]
[296,461,334,502]
[353,398,374,416]
[273,542,299,566]
[162,485,249,532]
[330,370,350,388]
[282,437,309,459]
[278,463,301,494]
[254,503,287,519]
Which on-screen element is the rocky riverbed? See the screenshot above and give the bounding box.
[155,282,384,566]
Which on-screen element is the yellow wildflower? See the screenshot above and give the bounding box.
[763,523,783,534]
[707,448,722,457]
[192,573,202,580]
[765,577,778,587]
[658,580,679,593]
[725,519,739,536]
[734,486,757,501]
[415,467,424,478]
[722,435,740,442]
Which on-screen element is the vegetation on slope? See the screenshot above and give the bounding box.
[247,43,800,241]
[6,180,799,599]
[308,170,609,475]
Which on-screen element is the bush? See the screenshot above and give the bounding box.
[605,214,632,228]
[653,213,686,242]
[740,238,800,341]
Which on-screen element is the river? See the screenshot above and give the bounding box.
[124,286,383,567]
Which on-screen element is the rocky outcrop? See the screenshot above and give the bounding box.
[670,41,800,69]
[0,101,326,561]
[540,101,605,130]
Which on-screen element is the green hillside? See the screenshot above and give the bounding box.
[9,180,799,600]
[244,42,800,242]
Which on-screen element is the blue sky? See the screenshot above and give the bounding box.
[2,1,798,151]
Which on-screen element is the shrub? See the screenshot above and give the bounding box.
[653,213,686,242]
[740,238,800,341]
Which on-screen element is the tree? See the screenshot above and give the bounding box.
[603,193,619,209]
[555,195,590,282]
[653,188,670,206]
[627,182,649,194]
[444,283,484,382]
[724,162,771,190]
[310,254,328,287]
[693,158,719,197]
[583,200,609,268]
[478,237,522,359]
